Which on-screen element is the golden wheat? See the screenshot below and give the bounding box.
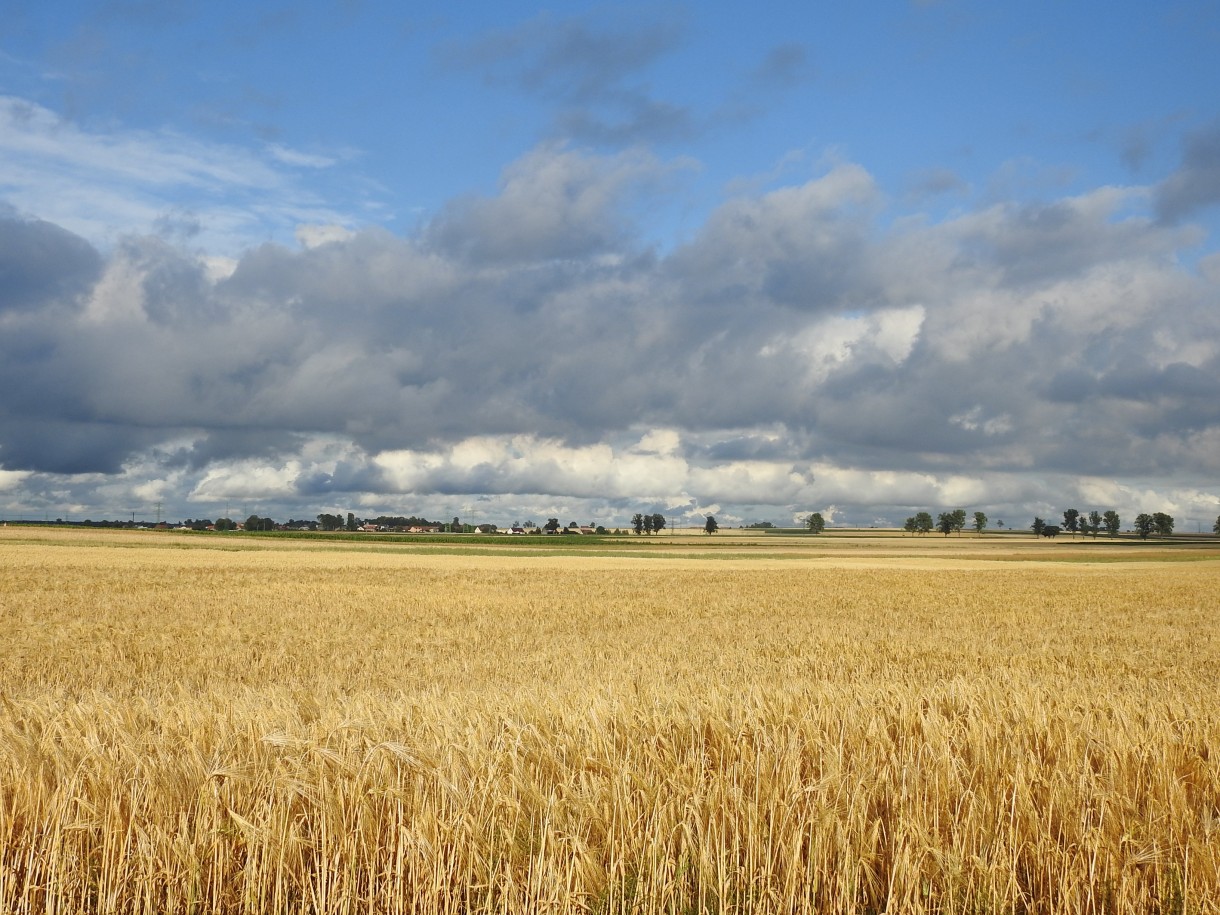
[1,528,1217,913]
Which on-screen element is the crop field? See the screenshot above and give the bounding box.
[1,527,1218,914]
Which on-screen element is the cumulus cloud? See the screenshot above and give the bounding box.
[2,140,1219,527]
[426,143,669,263]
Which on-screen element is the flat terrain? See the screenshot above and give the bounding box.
[1,527,1217,913]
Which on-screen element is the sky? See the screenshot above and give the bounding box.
[2,1,1220,530]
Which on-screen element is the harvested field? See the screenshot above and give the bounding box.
[1,527,1218,913]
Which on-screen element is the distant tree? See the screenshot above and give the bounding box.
[913,511,934,535]
[1214,515,1220,535]
[1063,509,1080,537]
[347,512,358,532]
[642,514,655,535]
[595,525,607,535]
[214,517,236,531]
[903,517,917,535]
[632,513,644,535]
[1134,513,1154,539]
[1087,510,1102,539]
[1032,517,1045,537]
[951,509,967,535]
[544,518,560,534]
[806,512,825,534]
[705,515,718,534]
[651,513,666,534]
[973,511,987,536]
[937,512,955,536]
[996,520,1004,529]
[1103,511,1121,537]
[1151,512,1174,537]
[1042,524,1060,538]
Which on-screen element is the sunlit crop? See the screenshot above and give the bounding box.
[1,528,1217,913]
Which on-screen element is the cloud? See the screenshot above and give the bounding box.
[426,143,669,263]
[665,162,883,312]
[440,8,694,146]
[1154,119,1220,222]
[441,11,809,147]
[749,44,811,88]
[2,142,1219,527]
[0,209,102,311]
[905,166,966,200]
[448,9,685,103]
[0,95,365,253]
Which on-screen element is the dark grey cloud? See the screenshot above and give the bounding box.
[1155,120,1220,222]
[0,210,102,312]
[166,429,306,472]
[0,418,160,475]
[294,458,389,497]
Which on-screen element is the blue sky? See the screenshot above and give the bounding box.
[2,1,1219,529]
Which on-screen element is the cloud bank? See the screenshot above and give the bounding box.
[2,131,1219,527]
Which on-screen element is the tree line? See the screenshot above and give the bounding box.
[897,508,1181,538]
[797,507,1207,538]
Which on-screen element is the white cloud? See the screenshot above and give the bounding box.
[0,95,369,254]
[295,223,356,248]
[0,469,32,492]
[189,460,306,502]
[267,145,340,169]
[949,407,1014,436]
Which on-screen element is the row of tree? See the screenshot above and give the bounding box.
[797,507,1199,539]
[897,510,986,536]
[895,508,1182,538]
[1034,510,1176,539]
[187,507,1220,538]
[631,513,667,535]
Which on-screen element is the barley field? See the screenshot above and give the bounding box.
[1,527,1217,914]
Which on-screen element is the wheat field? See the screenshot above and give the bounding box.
[1,527,1217,913]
